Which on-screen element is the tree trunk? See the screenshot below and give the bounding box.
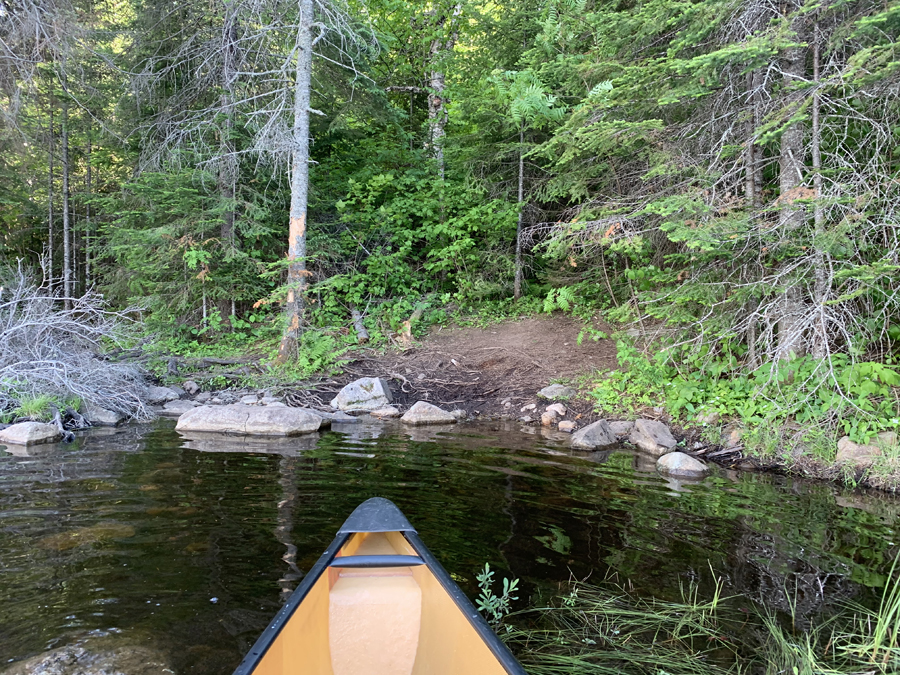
[85,133,92,289]
[62,95,72,308]
[219,5,238,247]
[426,4,460,179]
[48,103,55,292]
[775,40,807,362]
[810,22,828,360]
[514,125,525,300]
[276,0,314,363]
[744,71,764,209]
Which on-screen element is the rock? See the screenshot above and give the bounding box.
[540,410,559,426]
[400,401,457,426]
[571,420,617,450]
[330,378,393,412]
[182,380,201,396]
[696,410,720,425]
[519,416,533,423]
[1,642,172,675]
[537,384,576,400]
[609,421,634,438]
[260,396,282,406]
[0,422,62,446]
[240,394,259,405]
[546,403,567,416]
[521,403,537,412]
[629,419,678,456]
[370,406,401,419]
[451,409,467,421]
[168,385,186,398]
[266,401,287,408]
[146,386,179,405]
[195,392,212,403]
[722,425,743,448]
[160,399,200,417]
[836,433,898,466]
[558,421,577,433]
[176,404,321,436]
[81,403,125,427]
[320,411,358,424]
[657,452,710,478]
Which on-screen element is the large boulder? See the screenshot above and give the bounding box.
[176,404,322,436]
[0,422,62,446]
[400,401,457,426]
[629,419,678,456]
[537,384,576,400]
[330,378,393,412]
[81,403,125,427]
[657,452,709,478]
[571,420,618,450]
[146,386,180,405]
[609,420,634,438]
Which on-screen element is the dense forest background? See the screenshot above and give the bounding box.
[1,0,898,441]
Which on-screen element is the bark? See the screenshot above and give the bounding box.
[47,103,54,292]
[744,71,764,208]
[810,22,828,360]
[426,4,460,179]
[351,308,369,343]
[514,125,525,300]
[219,5,238,247]
[276,0,314,363]
[85,133,92,289]
[775,40,808,361]
[61,94,72,308]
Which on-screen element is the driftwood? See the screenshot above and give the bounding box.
[351,308,369,344]
[0,265,152,419]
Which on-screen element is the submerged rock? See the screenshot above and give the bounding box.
[176,404,322,436]
[330,378,393,412]
[537,384,575,400]
[37,522,136,551]
[400,401,457,426]
[2,642,171,675]
[0,422,62,446]
[657,451,709,478]
[571,420,617,449]
[629,419,678,456]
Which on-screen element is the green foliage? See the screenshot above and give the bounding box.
[475,563,519,628]
[12,394,58,421]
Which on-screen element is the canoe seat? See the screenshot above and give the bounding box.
[329,533,422,675]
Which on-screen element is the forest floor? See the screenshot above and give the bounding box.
[283,313,618,422]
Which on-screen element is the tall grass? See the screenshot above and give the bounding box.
[509,568,900,675]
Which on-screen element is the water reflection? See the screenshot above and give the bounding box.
[0,419,897,672]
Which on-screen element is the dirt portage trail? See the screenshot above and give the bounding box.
[288,314,619,419]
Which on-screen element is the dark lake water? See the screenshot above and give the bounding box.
[2,419,899,672]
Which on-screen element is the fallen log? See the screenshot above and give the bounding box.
[351,308,369,344]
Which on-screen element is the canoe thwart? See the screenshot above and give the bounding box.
[329,554,425,568]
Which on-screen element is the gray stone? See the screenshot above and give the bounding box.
[519,416,533,423]
[836,432,898,466]
[0,422,62,446]
[521,403,537,412]
[537,384,576,400]
[146,386,179,405]
[318,411,358,424]
[370,406,401,419]
[240,394,259,405]
[82,403,125,427]
[400,401,457,426]
[160,399,199,417]
[330,378,393,412]
[1,642,172,675]
[266,401,288,408]
[696,410,720,425]
[629,419,678,456]
[558,420,576,433]
[546,403,567,416]
[722,425,743,448]
[571,420,617,450]
[195,392,212,403]
[450,409,467,421]
[260,396,282,406]
[182,380,201,396]
[176,404,321,436]
[657,452,709,478]
[609,421,634,438]
[168,385,186,398]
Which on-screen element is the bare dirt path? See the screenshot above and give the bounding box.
[287,314,618,419]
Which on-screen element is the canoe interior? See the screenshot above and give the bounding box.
[249,530,511,675]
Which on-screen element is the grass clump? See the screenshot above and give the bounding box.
[509,568,900,675]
